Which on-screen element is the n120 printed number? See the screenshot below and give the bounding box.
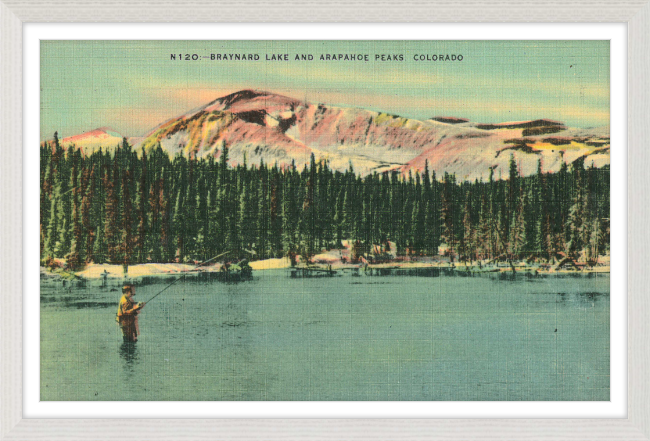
[170,54,201,61]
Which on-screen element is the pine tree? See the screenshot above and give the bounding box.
[66,150,84,269]
[134,147,148,262]
[541,212,553,261]
[508,187,526,259]
[410,198,425,256]
[423,169,441,257]
[459,193,476,263]
[477,191,491,260]
[566,162,588,260]
[298,154,317,260]
[120,168,134,267]
[388,171,404,255]
[40,142,54,256]
[341,181,353,243]
[183,156,199,259]
[172,188,186,262]
[269,168,283,256]
[80,166,94,262]
[505,154,519,252]
[55,149,72,257]
[44,188,60,260]
[209,180,225,256]
[256,162,270,259]
[95,152,111,262]
[533,160,548,261]
[586,218,602,265]
[104,155,121,263]
[555,160,570,254]
[410,173,426,255]
[441,172,457,262]
[194,169,209,261]
[281,168,298,261]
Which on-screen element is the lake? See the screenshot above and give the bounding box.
[41,270,609,401]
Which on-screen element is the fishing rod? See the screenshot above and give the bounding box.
[143,250,230,304]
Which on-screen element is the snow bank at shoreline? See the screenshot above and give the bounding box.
[64,257,610,281]
[249,258,292,270]
[76,263,207,279]
[72,258,293,279]
[72,259,292,280]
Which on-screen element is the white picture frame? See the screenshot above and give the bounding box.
[1,2,648,439]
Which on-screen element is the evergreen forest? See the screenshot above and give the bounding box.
[40,133,610,269]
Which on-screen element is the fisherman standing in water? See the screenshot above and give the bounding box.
[116,284,145,342]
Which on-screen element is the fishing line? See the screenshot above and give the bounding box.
[143,250,230,304]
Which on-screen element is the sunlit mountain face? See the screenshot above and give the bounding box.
[57,89,609,181]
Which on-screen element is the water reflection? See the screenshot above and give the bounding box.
[119,341,139,371]
[556,291,606,306]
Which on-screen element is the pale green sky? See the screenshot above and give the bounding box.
[41,40,609,140]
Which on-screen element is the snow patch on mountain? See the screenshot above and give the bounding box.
[57,90,610,181]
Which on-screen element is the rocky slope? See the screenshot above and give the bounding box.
[60,89,610,181]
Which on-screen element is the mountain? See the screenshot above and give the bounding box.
[61,90,610,181]
[60,127,126,155]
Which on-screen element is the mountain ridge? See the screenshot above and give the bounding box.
[56,89,610,181]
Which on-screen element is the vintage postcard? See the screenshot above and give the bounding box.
[40,40,609,401]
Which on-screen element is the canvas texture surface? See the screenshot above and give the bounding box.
[39,40,610,401]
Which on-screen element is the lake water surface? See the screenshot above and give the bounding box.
[41,270,609,401]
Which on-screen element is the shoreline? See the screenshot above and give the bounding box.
[40,256,610,286]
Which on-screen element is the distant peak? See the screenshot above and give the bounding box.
[61,127,123,143]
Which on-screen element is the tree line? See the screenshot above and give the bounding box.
[40,133,609,269]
